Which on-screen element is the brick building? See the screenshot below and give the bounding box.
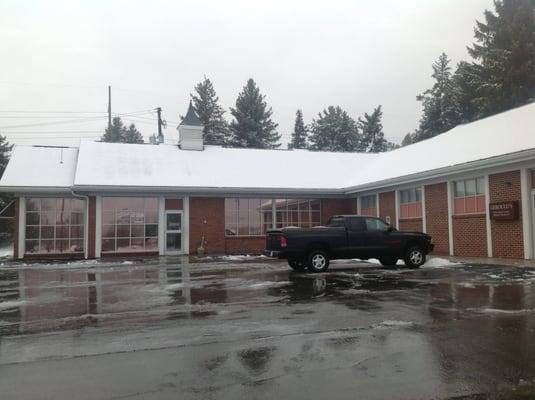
[1,102,535,261]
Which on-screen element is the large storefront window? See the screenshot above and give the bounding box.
[275,199,321,228]
[102,197,159,253]
[224,198,321,236]
[360,195,377,216]
[225,198,272,236]
[25,198,85,254]
[453,178,485,214]
[399,187,422,219]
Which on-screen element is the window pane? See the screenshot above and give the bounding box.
[25,240,39,253]
[455,181,465,197]
[476,177,485,195]
[26,199,40,212]
[101,197,159,253]
[40,226,54,239]
[466,179,476,196]
[70,225,84,239]
[400,190,409,204]
[26,212,40,225]
[415,188,422,202]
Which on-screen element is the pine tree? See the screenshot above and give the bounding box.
[0,134,13,211]
[101,117,125,143]
[409,53,462,144]
[229,79,280,148]
[308,106,359,152]
[191,77,229,145]
[357,105,392,153]
[467,0,535,117]
[289,109,307,149]
[122,123,144,144]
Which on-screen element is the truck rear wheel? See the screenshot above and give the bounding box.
[307,250,330,273]
[404,246,426,268]
[288,259,306,271]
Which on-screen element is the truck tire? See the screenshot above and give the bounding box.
[288,259,306,271]
[307,250,330,273]
[379,256,398,267]
[404,246,426,268]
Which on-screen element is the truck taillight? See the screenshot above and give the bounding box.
[280,236,287,248]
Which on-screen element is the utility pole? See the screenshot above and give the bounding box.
[156,107,165,144]
[107,85,112,133]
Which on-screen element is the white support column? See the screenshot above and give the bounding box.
[95,196,102,258]
[421,185,427,233]
[376,193,380,217]
[158,196,165,255]
[394,190,400,229]
[485,174,493,258]
[520,168,532,259]
[18,197,26,259]
[272,199,277,229]
[356,196,361,215]
[183,196,190,255]
[446,181,454,256]
[83,198,89,259]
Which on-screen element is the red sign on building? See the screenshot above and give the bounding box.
[489,201,519,221]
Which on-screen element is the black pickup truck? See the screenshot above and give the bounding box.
[264,215,434,272]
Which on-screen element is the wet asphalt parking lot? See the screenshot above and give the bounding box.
[1,257,535,400]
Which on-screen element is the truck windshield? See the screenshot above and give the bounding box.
[327,217,346,227]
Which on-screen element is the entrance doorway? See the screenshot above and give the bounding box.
[165,211,183,254]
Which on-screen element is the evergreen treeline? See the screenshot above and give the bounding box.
[404,0,535,145]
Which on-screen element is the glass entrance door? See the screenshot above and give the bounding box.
[165,211,182,254]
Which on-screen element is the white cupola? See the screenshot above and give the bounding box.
[177,101,204,151]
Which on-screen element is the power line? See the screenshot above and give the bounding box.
[0,110,106,114]
[0,116,107,129]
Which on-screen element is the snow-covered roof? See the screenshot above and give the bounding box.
[1,102,535,194]
[0,146,78,191]
[73,141,378,191]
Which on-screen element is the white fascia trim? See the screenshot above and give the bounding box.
[70,185,343,197]
[520,168,532,259]
[485,175,493,258]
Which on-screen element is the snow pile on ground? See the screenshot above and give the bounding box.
[0,300,27,311]
[423,257,462,268]
[219,254,268,261]
[0,245,13,258]
[374,320,414,329]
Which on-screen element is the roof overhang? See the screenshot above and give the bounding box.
[343,147,535,194]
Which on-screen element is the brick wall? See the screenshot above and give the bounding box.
[189,197,226,254]
[87,197,96,258]
[398,218,423,232]
[452,214,488,257]
[424,183,450,255]
[320,198,356,225]
[379,191,396,225]
[489,170,524,258]
[225,237,265,254]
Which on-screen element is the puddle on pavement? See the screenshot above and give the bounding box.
[0,261,535,337]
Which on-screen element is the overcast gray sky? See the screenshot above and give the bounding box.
[0,0,493,148]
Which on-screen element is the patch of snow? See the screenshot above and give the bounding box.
[219,254,268,261]
[374,320,414,329]
[422,257,462,268]
[471,308,535,315]
[244,281,289,289]
[0,246,13,258]
[0,300,27,311]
